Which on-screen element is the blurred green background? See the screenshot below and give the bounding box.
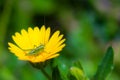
[0,0,120,80]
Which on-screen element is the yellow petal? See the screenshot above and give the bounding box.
[46,54,59,60]
[45,27,50,44]
[8,42,28,60]
[33,27,41,46]
[28,27,37,47]
[50,39,66,52]
[29,52,46,62]
[52,44,66,54]
[12,30,33,50]
[45,31,60,51]
[50,34,64,47]
[21,29,34,49]
[40,25,46,44]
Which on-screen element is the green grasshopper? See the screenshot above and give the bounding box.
[25,44,45,56]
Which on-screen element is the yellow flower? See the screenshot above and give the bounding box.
[8,25,66,63]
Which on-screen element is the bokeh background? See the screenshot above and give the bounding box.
[0,0,120,80]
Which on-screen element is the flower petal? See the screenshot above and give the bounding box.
[12,30,33,50]
[50,38,66,52]
[8,42,28,60]
[40,25,46,44]
[45,31,61,52]
[52,44,66,54]
[46,54,59,60]
[28,27,39,47]
[45,27,51,44]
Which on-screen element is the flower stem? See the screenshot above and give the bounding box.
[40,66,51,80]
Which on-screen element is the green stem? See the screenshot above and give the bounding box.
[40,66,51,80]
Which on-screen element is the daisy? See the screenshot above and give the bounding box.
[8,25,66,63]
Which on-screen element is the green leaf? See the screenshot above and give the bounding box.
[69,66,86,80]
[52,66,62,80]
[73,60,84,71]
[58,62,69,80]
[68,60,89,80]
[51,58,69,80]
[94,47,114,80]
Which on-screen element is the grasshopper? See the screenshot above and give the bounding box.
[25,44,45,56]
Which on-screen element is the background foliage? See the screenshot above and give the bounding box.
[0,0,120,80]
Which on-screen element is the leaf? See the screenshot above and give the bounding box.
[69,66,86,80]
[51,58,69,80]
[94,46,114,80]
[52,66,62,80]
[68,60,88,80]
[58,62,69,80]
[73,60,84,71]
